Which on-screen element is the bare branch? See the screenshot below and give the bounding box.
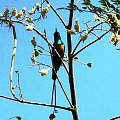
[45,0,67,28]
[72,21,104,55]
[56,76,73,107]
[0,95,73,112]
[9,23,18,100]
[73,29,111,58]
[109,116,120,120]
[15,71,23,101]
[67,0,79,120]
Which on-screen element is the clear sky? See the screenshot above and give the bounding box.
[0,0,120,120]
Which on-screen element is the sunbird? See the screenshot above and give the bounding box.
[52,29,65,80]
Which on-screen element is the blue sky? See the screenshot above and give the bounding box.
[0,0,120,120]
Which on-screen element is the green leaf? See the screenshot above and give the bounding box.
[99,0,110,7]
[87,62,92,68]
[49,114,55,120]
[34,50,39,57]
[111,0,120,5]
[16,116,22,120]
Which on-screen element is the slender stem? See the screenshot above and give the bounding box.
[16,71,23,101]
[72,22,104,55]
[51,81,55,105]
[72,39,82,55]
[9,24,18,100]
[76,0,81,5]
[0,95,73,111]
[37,45,50,53]
[54,81,57,111]
[67,0,79,120]
[110,116,120,120]
[88,22,104,34]
[57,76,73,107]
[73,29,111,58]
[45,0,67,28]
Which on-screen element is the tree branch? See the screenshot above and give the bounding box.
[15,71,23,101]
[109,116,120,120]
[72,22,104,55]
[67,0,80,120]
[73,29,111,58]
[45,0,67,28]
[0,95,73,112]
[9,23,18,100]
[57,76,73,108]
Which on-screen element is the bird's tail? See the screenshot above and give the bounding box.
[52,69,57,80]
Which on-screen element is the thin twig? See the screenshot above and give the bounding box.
[90,31,100,38]
[0,95,73,111]
[56,76,73,108]
[29,62,52,68]
[76,0,81,6]
[45,0,67,28]
[109,116,120,120]
[51,80,55,105]
[9,24,18,100]
[88,21,104,34]
[72,22,104,55]
[37,45,50,53]
[72,39,82,55]
[73,29,111,58]
[15,71,23,101]
[54,81,57,112]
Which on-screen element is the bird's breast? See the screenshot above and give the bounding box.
[55,44,65,52]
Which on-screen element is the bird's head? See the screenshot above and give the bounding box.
[54,29,61,40]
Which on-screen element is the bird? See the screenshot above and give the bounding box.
[52,29,65,80]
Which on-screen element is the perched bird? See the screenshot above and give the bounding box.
[52,29,65,80]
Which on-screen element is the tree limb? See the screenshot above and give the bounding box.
[67,0,80,120]
[45,0,67,28]
[9,23,18,100]
[0,95,73,112]
[73,29,111,58]
[109,116,120,120]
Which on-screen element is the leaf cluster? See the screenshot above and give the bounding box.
[82,0,120,15]
[99,0,120,12]
[82,0,104,14]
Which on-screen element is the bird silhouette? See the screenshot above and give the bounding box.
[52,29,65,80]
